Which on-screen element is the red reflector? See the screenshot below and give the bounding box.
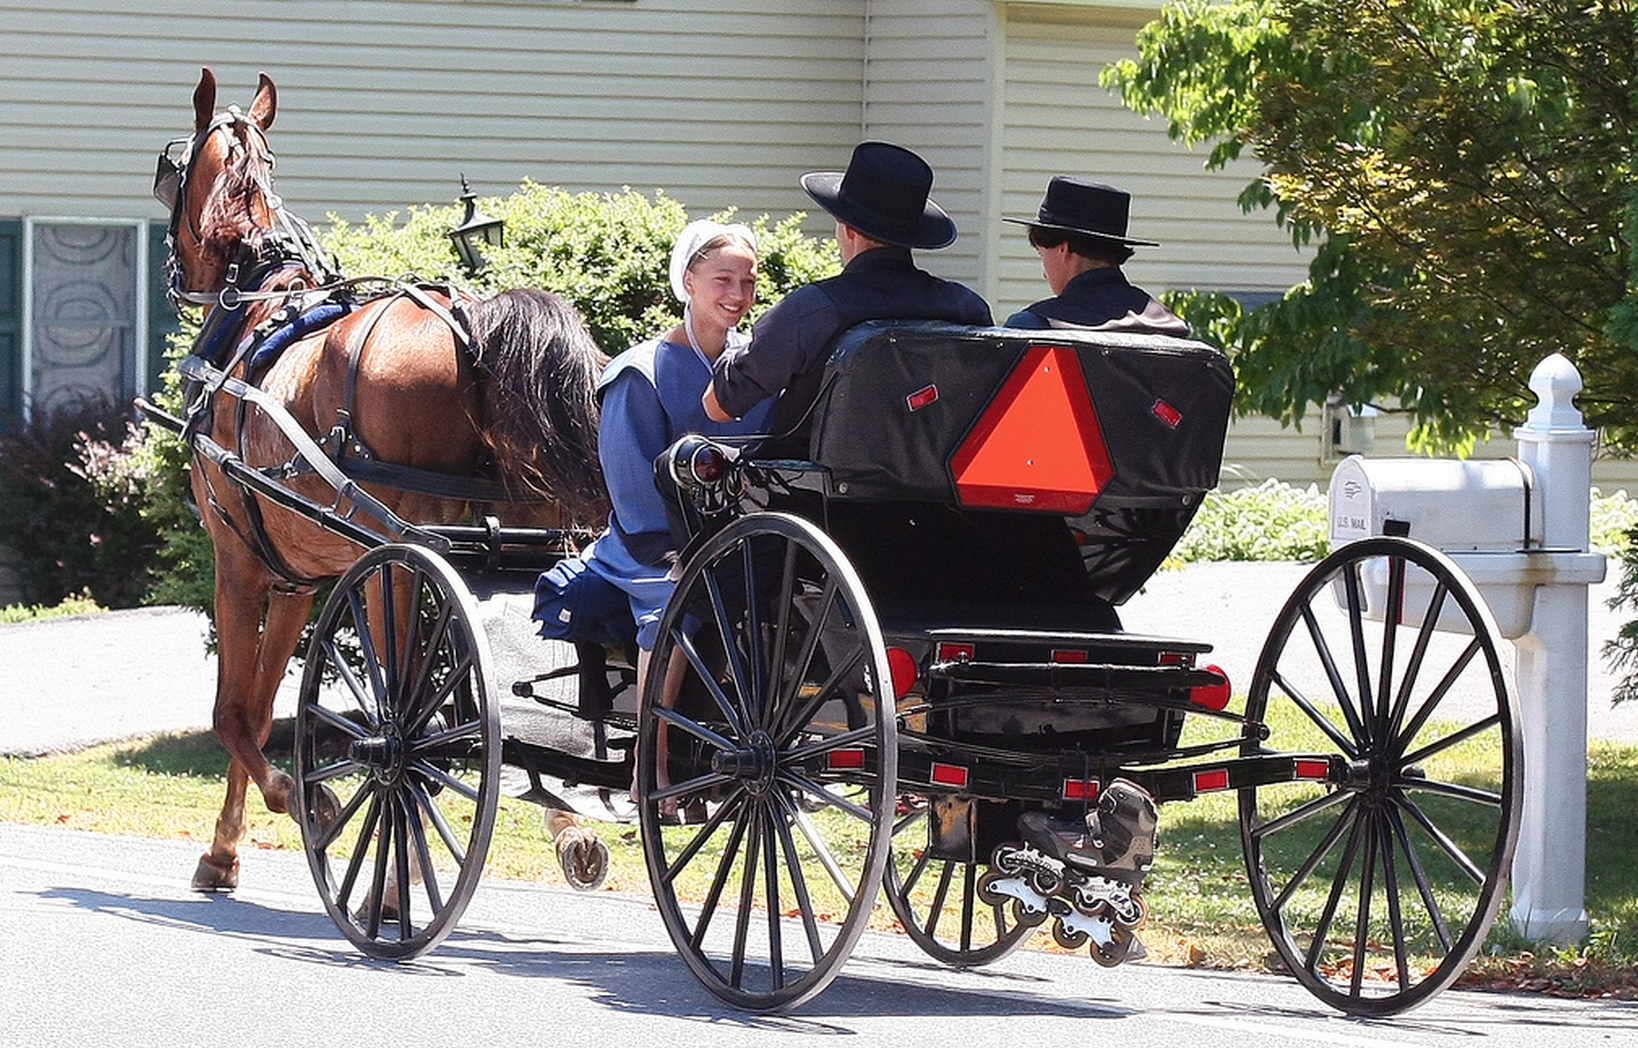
[1189,663,1232,711]
[886,646,919,698]
[1063,778,1100,801]
[828,749,865,770]
[1295,759,1330,781]
[930,762,969,789]
[1152,399,1182,428]
[1159,651,1194,668]
[936,642,974,662]
[950,345,1113,514]
[1051,649,1088,663]
[1193,768,1230,793]
[906,384,939,411]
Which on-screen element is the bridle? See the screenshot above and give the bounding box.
[154,106,340,311]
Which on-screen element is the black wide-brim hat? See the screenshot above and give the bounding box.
[1003,175,1159,247]
[801,141,957,250]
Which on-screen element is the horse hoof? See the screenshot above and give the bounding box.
[309,783,341,834]
[556,830,609,892]
[192,854,240,892]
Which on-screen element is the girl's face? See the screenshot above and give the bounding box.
[684,241,758,330]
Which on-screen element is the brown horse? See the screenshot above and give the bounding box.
[158,68,609,891]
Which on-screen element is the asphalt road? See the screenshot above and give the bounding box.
[3,823,1635,1048]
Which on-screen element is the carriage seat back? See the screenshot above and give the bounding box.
[805,320,1234,604]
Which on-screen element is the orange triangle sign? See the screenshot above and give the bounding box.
[950,344,1112,514]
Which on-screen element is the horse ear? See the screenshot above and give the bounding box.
[193,67,217,133]
[249,72,277,131]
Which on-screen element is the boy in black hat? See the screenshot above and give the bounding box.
[1005,176,1188,335]
[703,141,991,455]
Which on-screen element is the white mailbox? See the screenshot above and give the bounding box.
[1329,455,1540,551]
[1326,454,1598,639]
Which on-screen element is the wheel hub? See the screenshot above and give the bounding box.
[350,724,407,785]
[712,730,778,795]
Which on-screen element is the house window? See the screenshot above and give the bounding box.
[22,218,151,420]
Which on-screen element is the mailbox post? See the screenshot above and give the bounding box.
[1327,353,1604,946]
[1509,353,1601,944]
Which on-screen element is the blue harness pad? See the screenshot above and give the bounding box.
[245,301,354,371]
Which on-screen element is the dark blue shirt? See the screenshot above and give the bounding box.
[712,246,993,454]
[1005,266,1188,335]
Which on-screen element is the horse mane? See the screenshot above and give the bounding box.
[466,288,610,524]
[196,125,276,276]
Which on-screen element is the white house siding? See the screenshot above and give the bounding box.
[0,0,869,228]
[992,3,1310,318]
[859,0,996,288]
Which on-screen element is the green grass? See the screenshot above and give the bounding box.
[3,712,1635,996]
[0,594,105,624]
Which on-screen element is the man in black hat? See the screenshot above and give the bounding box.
[703,141,991,455]
[1004,176,1188,335]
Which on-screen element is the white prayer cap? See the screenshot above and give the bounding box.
[669,219,757,303]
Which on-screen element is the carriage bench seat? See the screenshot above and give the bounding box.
[800,320,1235,607]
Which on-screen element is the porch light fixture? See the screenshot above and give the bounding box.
[448,175,504,275]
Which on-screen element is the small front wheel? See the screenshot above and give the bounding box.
[294,544,500,960]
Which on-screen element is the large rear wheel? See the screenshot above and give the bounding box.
[1240,537,1521,1014]
[294,543,500,960]
[637,512,898,1012]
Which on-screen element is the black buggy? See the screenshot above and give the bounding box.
[280,321,1521,1017]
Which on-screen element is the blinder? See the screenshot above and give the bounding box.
[153,136,189,211]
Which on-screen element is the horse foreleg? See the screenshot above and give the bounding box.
[544,808,609,891]
[199,567,313,890]
[194,760,250,890]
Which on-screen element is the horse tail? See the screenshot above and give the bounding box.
[465,288,610,524]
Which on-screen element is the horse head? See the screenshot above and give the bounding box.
[156,68,318,309]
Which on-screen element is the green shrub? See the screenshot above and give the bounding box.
[1171,479,1331,563]
[0,397,161,608]
[320,180,839,355]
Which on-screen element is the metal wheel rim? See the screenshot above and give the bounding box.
[1240,536,1522,1015]
[294,543,501,960]
[637,512,899,1011]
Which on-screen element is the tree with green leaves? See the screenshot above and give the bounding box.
[1104,0,1636,453]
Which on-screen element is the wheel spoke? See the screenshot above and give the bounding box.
[1387,805,1454,951]
[730,803,762,990]
[775,641,864,748]
[674,621,748,738]
[409,759,481,803]
[335,789,383,913]
[763,537,801,723]
[740,539,769,725]
[655,704,738,754]
[1268,671,1360,757]
[703,563,757,729]
[1396,637,1484,749]
[776,577,840,716]
[1400,707,1496,768]
[317,640,377,721]
[778,769,876,823]
[1387,582,1447,739]
[791,807,857,902]
[1396,792,1487,885]
[664,789,746,886]
[1400,775,1502,808]
[313,779,374,853]
[408,779,467,866]
[1377,809,1412,989]
[1303,804,1366,975]
[1350,810,1381,998]
[770,792,826,964]
[402,598,458,735]
[1341,563,1376,748]
[760,802,785,990]
[1267,795,1361,912]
